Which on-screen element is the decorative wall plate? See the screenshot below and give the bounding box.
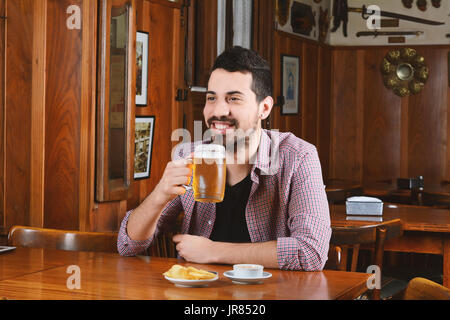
[381,48,429,97]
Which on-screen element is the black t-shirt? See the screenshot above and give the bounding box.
[210,174,252,243]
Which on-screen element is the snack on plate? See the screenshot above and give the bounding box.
[163,265,216,280]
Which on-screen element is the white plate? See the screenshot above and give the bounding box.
[164,271,219,287]
[223,270,272,284]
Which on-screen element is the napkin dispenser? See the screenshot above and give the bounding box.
[346,196,383,216]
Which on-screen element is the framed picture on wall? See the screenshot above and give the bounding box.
[281,55,300,115]
[136,31,149,106]
[134,116,155,180]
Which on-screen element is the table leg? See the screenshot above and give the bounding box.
[444,237,449,288]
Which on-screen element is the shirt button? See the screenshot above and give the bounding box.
[208,220,212,225]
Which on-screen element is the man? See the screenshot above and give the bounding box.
[118,46,331,271]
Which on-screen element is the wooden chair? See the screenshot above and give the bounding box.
[327,219,403,300]
[384,177,423,205]
[402,277,450,300]
[7,225,118,253]
[147,212,184,258]
[147,232,177,258]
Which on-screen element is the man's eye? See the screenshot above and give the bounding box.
[228,96,240,102]
[207,96,216,102]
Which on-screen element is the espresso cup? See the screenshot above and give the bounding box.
[233,264,264,278]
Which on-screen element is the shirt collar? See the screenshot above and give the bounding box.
[251,129,280,183]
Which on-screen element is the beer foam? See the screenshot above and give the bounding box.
[194,144,225,159]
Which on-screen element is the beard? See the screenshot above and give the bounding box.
[206,114,260,161]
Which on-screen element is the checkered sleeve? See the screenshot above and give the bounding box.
[117,196,183,256]
[277,148,331,271]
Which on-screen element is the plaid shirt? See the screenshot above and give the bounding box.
[118,129,331,271]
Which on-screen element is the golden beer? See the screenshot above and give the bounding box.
[191,144,226,203]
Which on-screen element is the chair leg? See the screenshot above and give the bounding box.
[340,246,349,271]
[351,244,360,272]
[372,288,381,300]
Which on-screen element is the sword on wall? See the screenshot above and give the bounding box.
[332,0,445,37]
[356,30,424,38]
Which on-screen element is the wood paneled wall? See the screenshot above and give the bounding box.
[126,0,184,212]
[4,0,34,228]
[271,31,332,179]
[329,45,450,186]
[271,30,450,186]
[2,0,448,234]
[2,0,96,231]
[44,0,83,230]
[1,0,184,233]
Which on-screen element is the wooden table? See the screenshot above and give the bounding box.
[421,184,450,207]
[325,180,363,204]
[0,247,371,300]
[330,204,450,288]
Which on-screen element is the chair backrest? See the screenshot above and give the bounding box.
[384,176,424,205]
[147,212,184,258]
[326,189,347,205]
[421,191,450,209]
[403,277,450,300]
[148,232,177,258]
[8,226,118,253]
[328,219,403,300]
[397,177,424,191]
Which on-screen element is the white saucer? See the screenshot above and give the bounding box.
[164,271,219,288]
[223,270,272,284]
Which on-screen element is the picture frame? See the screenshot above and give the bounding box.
[136,31,149,106]
[134,116,155,180]
[281,55,300,115]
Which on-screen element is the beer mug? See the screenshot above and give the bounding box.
[186,144,226,203]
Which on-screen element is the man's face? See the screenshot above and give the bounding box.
[204,68,261,150]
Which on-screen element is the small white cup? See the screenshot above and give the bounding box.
[233,264,264,278]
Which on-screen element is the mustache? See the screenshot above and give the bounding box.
[207,116,238,128]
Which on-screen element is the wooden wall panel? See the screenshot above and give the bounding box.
[327,45,450,187]
[91,200,127,232]
[4,0,33,227]
[79,0,97,232]
[302,42,318,145]
[252,0,274,70]
[316,45,332,180]
[127,0,149,211]
[44,0,82,230]
[272,31,332,178]
[447,53,450,182]
[0,0,5,227]
[252,0,274,130]
[329,50,358,180]
[194,0,217,87]
[146,1,177,199]
[30,0,48,228]
[407,48,448,184]
[272,31,303,139]
[362,48,402,183]
[127,0,182,211]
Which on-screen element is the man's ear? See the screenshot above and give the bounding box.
[259,96,274,120]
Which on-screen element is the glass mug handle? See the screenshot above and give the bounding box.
[182,158,194,191]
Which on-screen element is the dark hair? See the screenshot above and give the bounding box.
[211,46,272,103]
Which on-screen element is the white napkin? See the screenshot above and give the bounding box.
[346,196,382,203]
